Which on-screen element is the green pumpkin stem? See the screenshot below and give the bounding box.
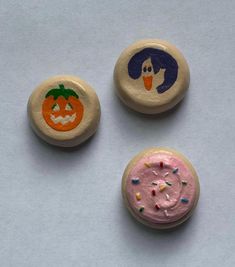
[59,84,65,90]
[45,84,79,100]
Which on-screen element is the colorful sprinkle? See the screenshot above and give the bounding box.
[159,183,167,192]
[172,168,178,174]
[164,210,169,217]
[182,180,187,185]
[139,206,144,212]
[152,189,156,196]
[160,161,164,168]
[166,194,170,200]
[155,204,160,210]
[181,197,189,204]
[131,177,140,185]
[152,171,158,176]
[152,181,158,185]
[164,172,169,177]
[136,192,141,201]
[144,162,151,168]
[165,181,172,186]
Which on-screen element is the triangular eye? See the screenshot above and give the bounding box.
[65,103,73,111]
[52,103,60,111]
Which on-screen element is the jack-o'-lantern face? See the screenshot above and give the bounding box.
[42,84,84,131]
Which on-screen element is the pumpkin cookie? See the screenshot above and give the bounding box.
[28,75,101,147]
[122,147,200,229]
[114,39,190,114]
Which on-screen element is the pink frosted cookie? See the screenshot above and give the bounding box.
[122,148,200,229]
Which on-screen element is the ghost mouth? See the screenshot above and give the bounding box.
[143,76,153,91]
[50,113,77,125]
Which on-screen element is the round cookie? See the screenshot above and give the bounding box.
[114,39,190,114]
[122,148,200,229]
[28,75,101,147]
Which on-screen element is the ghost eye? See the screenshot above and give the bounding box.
[52,103,60,111]
[143,66,147,72]
[65,103,73,111]
[148,66,152,72]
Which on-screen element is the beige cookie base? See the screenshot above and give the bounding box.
[122,147,200,229]
[28,75,101,147]
[114,39,190,114]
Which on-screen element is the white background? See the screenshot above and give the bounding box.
[0,1,234,266]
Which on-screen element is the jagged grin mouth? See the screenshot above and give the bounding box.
[50,113,76,125]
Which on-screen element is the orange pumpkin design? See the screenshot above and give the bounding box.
[42,84,84,131]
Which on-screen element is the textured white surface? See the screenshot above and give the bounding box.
[0,1,234,266]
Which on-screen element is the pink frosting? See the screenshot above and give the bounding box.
[125,152,197,224]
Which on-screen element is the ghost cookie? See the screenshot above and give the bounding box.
[122,148,200,229]
[114,39,190,114]
[28,75,101,147]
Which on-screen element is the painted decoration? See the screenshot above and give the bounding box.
[42,84,84,131]
[128,48,178,93]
